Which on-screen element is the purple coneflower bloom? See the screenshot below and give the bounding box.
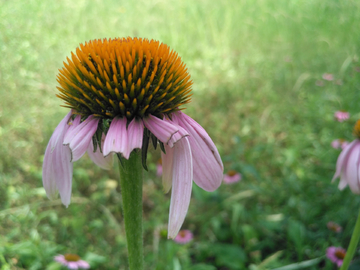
[322,73,334,81]
[327,221,342,233]
[54,254,90,269]
[326,247,346,267]
[42,38,223,238]
[174,230,193,244]
[223,170,241,184]
[334,111,350,122]
[332,120,360,194]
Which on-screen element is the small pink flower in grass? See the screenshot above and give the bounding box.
[156,158,162,177]
[331,139,349,150]
[326,247,346,267]
[333,120,360,194]
[334,111,350,122]
[223,170,241,184]
[323,73,334,81]
[327,221,342,233]
[42,38,223,239]
[54,254,90,269]
[174,230,193,244]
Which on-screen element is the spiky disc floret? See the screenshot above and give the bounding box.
[56,37,193,120]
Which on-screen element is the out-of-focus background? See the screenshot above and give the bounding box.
[1,0,360,269]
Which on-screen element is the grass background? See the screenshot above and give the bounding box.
[1,0,360,269]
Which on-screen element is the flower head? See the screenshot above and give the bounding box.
[173,230,193,244]
[42,37,223,238]
[223,170,241,184]
[327,221,342,233]
[54,254,90,269]
[326,246,346,267]
[334,111,350,122]
[322,73,334,81]
[332,120,360,193]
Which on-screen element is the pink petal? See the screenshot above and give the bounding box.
[65,115,81,140]
[174,111,223,191]
[143,115,180,145]
[344,142,360,193]
[103,117,131,157]
[77,260,90,269]
[326,247,338,262]
[338,178,348,190]
[42,111,73,207]
[161,144,174,193]
[49,112,73,151]
[126,118,144,159]
[54,255,66,263]
[168,137,193,239]
[333,140,358,182]
[163,116,189,147]
[87,134,114,170]
[63,115,99,161]
[67,262,79,269]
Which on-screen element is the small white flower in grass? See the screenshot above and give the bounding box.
[54,254,90,269]
[333,120,360,194]
[42,38,223,238]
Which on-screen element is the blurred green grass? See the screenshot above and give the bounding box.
[1,0,360,269]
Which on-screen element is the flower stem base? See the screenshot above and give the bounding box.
[118,151,144,270]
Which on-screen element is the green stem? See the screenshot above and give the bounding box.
[340,207,360,270]
[118,151,144,270]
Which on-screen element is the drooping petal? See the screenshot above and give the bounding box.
[332,140,358,182]
[168,137,193,239]
[161,143,174,193]
[53,138,73,207]
[126,118,144,159]
[174,111,223,191]
[103,117,132,158]
[77,260,90,269]
[338,178,348,190]
[49,111,73,151]
[65,115,81,138]
[344,142,360,194]
[87,134,114,170]
[143,115,180,145]
[42,111,73,207]
[163,116,189,147]
[63,115,99,161]
[67,262,79,269]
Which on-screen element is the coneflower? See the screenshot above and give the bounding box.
[42,37,223,270]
